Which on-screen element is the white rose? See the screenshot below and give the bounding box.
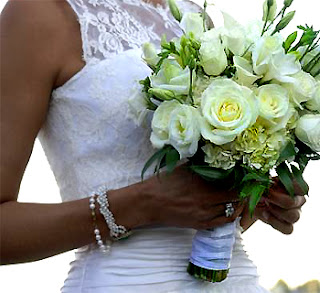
[150,100,180,149]
[305,81,320,112]
[256,84,290,131]
[199,37,228,76]
[142,42,160,67]
[168,104,201,158]
[150,59,191,95]
[252,33,284,76]
[180,12,204,40]
[200,79,258,145]
[295,114,320,152]
[283,70,317,107]
[233,56,262,87]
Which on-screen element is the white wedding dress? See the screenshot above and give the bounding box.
[37,0,270,292]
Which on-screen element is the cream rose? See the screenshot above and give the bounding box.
[199,37,228,76]
[150,59,191,95]
[150,100,180,149]
[295,114,320,152]
[168,104,201,158]
[200,79,258,145]
[256,84,290,130]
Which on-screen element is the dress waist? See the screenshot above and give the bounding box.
[61,226,266,293]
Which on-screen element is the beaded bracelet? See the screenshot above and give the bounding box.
[89,193,111,254]
[96,185,132,241]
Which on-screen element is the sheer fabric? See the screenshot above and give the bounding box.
[37,0,270,292]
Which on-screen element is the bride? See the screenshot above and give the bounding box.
[0,0,306,292]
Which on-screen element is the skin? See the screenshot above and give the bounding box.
[0,0,305,265]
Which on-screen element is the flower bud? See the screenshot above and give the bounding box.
[168,0,182,22]
[263,0,277,21]
[148,88,176,101]
[142,43,160,67]
[273,11,295,34]
[284,0,294,8]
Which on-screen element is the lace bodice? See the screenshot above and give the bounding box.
[38,0,201,201]
[66,0,199,63]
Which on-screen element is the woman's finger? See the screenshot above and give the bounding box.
[267,191,306,209]
[267,203,301,224]
[259,209,294,235]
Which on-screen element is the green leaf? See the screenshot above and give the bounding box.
[276,162,295,197]
[241,172,271,184]
[277,141,296,164]
[248,184,267,216]
[283,31,298,52]
[141,148,167,180]
[291,165,309,195]
[165,148,180,174]
[189,165,232,181]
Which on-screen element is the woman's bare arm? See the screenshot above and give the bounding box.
[0,1,154,264]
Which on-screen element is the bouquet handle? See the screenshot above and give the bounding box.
[187,219,238,282]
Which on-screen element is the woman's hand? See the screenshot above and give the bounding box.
[241,179,306,234]
[142,165,244,230]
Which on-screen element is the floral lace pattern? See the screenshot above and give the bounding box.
[65,0,200,63]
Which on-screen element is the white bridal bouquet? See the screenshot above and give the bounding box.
[130,0,320,283]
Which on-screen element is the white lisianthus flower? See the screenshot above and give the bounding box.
[283,70,317,107]
[220,12,247,56]
[233,56,262,87]
[295,114,320,152]
[202,144,239,170]
[128,86,149,126]
[168,105,201,158]
[305,81,320,112]
[244,20,265,46]
[256,84,290,130]
[200,79,259,145]
[262,52,301,83]
[180,12,204,40]
[150,59,191,95]
[252,33,284,76]
[142,42,160,68]
[150,100,180,149]
[199,37,228,76]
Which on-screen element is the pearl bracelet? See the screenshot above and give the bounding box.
[96,185,132,241]
[89,193,111,254]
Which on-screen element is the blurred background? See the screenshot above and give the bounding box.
[0,0,319,292]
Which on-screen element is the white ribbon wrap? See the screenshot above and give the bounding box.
[189,219,238,270]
